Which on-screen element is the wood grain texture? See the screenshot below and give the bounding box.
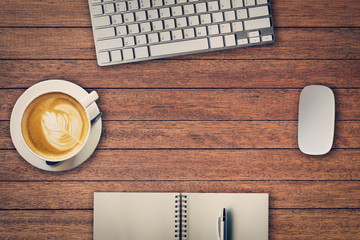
[0,210,93,240]
[0,0,359,238]
[0,0,359,27]
[1,60,359,89]
[1,181,360,209]
[1,28,359,60]
[0,210,359,239]
[1,120,359,149]
[270,209,360,239]
[2,89,359,121]
[1,149,360,181]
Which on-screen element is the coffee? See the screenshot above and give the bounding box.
[21,92,89,160]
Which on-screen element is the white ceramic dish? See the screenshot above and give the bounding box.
[10,80,102,171]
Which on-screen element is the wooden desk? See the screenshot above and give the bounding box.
[0,0,359,239]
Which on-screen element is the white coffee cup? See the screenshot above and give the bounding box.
[20,89,99,162]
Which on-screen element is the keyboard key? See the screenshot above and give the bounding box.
[207,1,219,11]
[98,52,110,64]
[184,28,195,38]
[110,50,122,62]
[134,46,149,58]
[164,19,176,29]
[148,33,160,43]
[152,0,163,7]
[261,35,273,42]
[139,0,151,8]
[116,26,127,35]
[224,34,236,46]
[92,5,103,15]
[232,0,243,8]
[93,16,111,27]
[249,37,260,43]
[248,31,260,37]
[115,2,127,12]
[209,36,224,48]
[160,8,171,18]
[195,3,207,13]
[208,25,219,35]
[237,9,248,19]
[147,9,159,19]
[176,17,188,27]
[237,38,248,45]
[103,3,115,14]
[212,12,224,23]
[244,0,255,6]
[196,26,207,37]
[224,11,236,21]
[188,15,199,26]
[244,17,271,30]
[95,27,116,38]
[257,0,268,4]
[111,15,122,25]
[200,14,211,24]
[97,38,123,50]
[220,23,231,33]
[128,0,139,10]
[160,31,171,41]
[124,36,135,46]
[219,0,231,9]
[140,22,151,32]
[123,13,135,22]
[172,6,183,16]
[136,35,147,45]
[135,11,147,21]
[248,6,269,18]
[172,30,183,40]
[123,48,134,60]
[232,21,243,32]
[183,4,195,14]
[92,0,102,3]
[164,0,175,5]
[152,20,164,31]
[128,24,140,34]
[150,38,209,56]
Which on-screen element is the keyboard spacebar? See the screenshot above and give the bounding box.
[150,38,209,57]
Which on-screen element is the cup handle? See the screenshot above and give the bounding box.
[81,91,99,108]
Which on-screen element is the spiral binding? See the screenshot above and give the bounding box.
[174,194,188,240]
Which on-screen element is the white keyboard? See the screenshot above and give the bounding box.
[88,0,274,66]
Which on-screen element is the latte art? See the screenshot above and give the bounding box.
[21,92,89,160]
[41,105,83,151]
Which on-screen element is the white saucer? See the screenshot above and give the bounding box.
[10,80,102,171]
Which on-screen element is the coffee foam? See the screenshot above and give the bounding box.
[21,92,89,160]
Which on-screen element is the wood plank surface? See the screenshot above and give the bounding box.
[1,28,359,60]
[1,149,360,181]
[1,121,360,149]
[1,209,359,240]
[0,0,359,27]
[1,181,360,209]
[1,89,359,121]
[0,60,360,89]
[0,0,359,238]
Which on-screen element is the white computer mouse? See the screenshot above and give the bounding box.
[298,85,335,155]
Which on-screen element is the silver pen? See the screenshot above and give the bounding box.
[218,208,226,240]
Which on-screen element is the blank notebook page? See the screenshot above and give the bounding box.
[186,193,268,240]
[94,192,177,240]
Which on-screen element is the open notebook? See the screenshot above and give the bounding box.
[94,192,268,240]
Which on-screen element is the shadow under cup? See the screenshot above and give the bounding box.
[20,91,93,163]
